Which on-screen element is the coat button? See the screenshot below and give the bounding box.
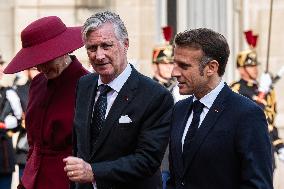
[181,181,185,186]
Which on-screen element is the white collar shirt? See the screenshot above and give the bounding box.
[181,80,225,151]
[96,63,132,118]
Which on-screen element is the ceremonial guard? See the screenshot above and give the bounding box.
[152,26,186,189]
[0,55,23,189]
[152,26,186,103]
[230,31,284,171]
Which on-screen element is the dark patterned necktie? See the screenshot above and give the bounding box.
[90,84,112,147]
[183,100,204,148]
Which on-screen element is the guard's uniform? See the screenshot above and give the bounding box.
[230,50,284,170]
[153,77,176,92]
[0,86,22,189]
[152,26,189,189]
[152,30,186,103]
[152,27,174,189]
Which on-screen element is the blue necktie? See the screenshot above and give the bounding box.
[91,84,112,146]
[184,100,204,148]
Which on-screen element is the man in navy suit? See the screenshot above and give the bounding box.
[63,11,174,189]
[167,28,273,189]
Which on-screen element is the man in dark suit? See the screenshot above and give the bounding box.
[167,28,273,189]
[63,11,174,189]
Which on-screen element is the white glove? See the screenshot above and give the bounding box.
[258,73,272,94]
[278,148,284,162]
[4,115,18,129]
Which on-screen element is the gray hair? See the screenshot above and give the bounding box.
[82,11,128,43]
[199,56,213,76]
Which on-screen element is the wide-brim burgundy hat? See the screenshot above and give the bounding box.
[4,16,84,74]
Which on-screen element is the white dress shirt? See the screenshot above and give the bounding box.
[181,80,225,151]
[95,63,132,118]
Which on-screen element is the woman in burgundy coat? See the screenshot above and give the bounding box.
[4,16,88,189]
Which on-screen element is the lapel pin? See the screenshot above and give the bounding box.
[214,109,219,113]
[125,96,129,101]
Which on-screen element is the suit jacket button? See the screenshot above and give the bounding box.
[181,181,185,186]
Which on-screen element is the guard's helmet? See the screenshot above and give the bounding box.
[152,44,173,64]
[152,26,173,64]
[236,50,259,68]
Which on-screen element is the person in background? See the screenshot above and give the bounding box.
[230,49,284,172]
[168,28,273,189]
[14,68,39,179]
[63,11,173,189]
[152,26,187,103]
[152,26,187,189]
[0,55,23,189]
[4,16,88,189]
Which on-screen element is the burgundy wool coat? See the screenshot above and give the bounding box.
[21,56,88,189]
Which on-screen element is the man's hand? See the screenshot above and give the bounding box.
[63,156,95,183]
[278,148,284,162]
[258,73,272,94]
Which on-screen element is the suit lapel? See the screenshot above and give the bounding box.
[90,67,139,158]
[171,97,193,178]
[85,75,98,159]
[182,85,231,177]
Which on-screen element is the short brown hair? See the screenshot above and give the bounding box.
[174,28,230,76]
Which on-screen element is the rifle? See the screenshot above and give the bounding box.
[272,66,284,85]
[266,0,274,73]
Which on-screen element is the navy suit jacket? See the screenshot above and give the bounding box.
[168,84,273,189]
[73,67,174,189]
